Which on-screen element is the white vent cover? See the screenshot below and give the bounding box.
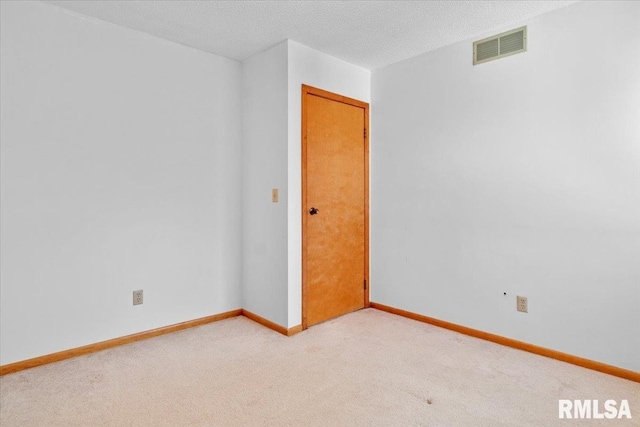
[473,26,527,65]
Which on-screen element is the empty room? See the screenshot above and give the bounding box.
[1,0,638,425]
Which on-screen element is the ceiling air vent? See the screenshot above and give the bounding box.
[473,26,527,65]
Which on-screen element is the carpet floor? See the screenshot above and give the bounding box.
[1,309,638,426]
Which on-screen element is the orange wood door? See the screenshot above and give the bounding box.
[302,85,369,329]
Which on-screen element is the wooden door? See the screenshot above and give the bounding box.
[302,85,369,329]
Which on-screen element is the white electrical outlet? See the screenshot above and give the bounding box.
[516,295,528,313]
[133,289,143,306]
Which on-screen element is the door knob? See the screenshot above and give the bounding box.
[309,207,319,215]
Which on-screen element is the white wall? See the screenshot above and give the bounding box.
[0,1,243,365]
[287,41,370,327]
[4,0,635,373]
[371,0,640,371]
[241,41,289,327]
[241,40,370,329]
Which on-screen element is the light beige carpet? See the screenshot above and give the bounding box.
[1,309,638,426]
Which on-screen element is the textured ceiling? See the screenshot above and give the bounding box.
[45,0,577,70]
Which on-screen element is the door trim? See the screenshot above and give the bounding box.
[301,84,370,330]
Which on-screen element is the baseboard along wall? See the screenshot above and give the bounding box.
[0,309,244,375]
[0,308,302,376]
[241,309,303,337]
[369,302,640,383]
[2,304,637,383]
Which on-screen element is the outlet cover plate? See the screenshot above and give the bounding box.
[133,289,143,306]
[517,295,527,313]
